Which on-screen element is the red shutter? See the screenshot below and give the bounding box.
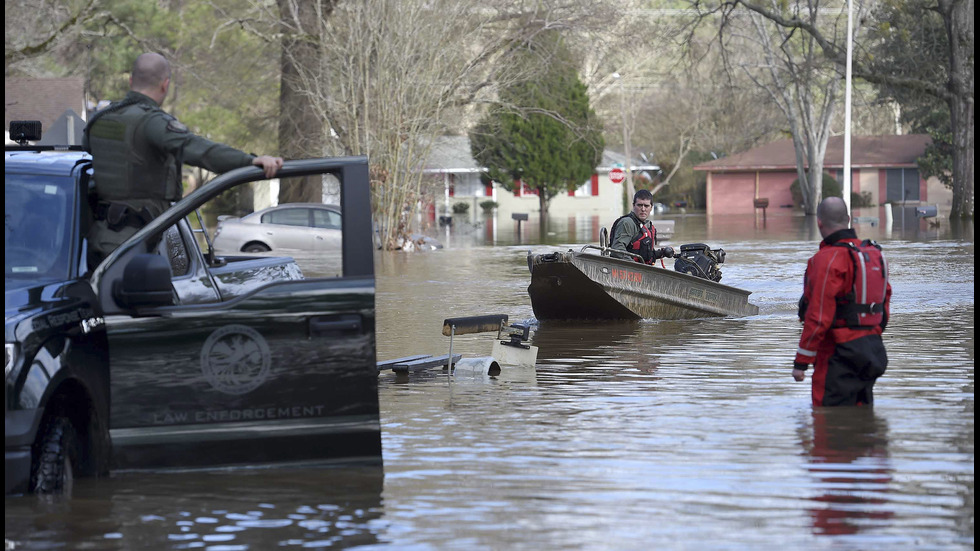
[513,179,522,197]
[591,173,599,196]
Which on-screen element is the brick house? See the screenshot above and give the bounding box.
[693,135,952,216]
[5,78,87,145]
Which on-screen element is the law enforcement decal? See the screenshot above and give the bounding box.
[200,324,272,395]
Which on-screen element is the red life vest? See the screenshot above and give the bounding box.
[611,213,657,263]
[834,240,889,328]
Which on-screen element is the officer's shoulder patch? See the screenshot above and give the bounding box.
[166,118,189,133]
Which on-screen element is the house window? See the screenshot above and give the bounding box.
[572,174,599,197]
[517,180,538,196]
[886,168,920,203]
[452,173,485,197]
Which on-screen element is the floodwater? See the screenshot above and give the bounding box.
[6,211,974,550]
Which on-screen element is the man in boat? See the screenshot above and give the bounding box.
[793,197,891,407]
[609,189,674,264]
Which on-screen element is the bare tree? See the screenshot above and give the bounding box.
[703,0,973,217]
[632,44,785,193]
[4,0,104,69]
[703,0,870,214]
[277,0,335,204]
[278,0,618,249]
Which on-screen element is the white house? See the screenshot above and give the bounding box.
[421,136,658,227]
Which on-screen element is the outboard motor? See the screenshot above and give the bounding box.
[673,243,725,282]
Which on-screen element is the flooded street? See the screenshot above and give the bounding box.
[6,213,974,550]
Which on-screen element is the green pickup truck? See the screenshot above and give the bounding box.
[5,137,380,494]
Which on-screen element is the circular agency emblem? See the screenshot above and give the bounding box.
[200,324,272,395]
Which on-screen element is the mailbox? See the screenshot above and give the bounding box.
[753,198,770,209]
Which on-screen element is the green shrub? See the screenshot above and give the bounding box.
[479,200,498,213]
[452,202,471,214]
[790,173,841,208]
[851,191,874,208]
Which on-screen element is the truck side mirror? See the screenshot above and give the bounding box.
[113,254,174,309]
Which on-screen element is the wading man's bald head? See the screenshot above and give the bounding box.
[130,53,171,102]
[817,196,850,237]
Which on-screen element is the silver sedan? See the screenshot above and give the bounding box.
[212,203,343,254]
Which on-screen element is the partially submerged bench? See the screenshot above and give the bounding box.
[377,354,462,374]
[376,314,536,375]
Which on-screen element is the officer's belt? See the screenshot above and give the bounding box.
[95,201,154,231]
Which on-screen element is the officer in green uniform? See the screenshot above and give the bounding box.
[84,52,283,261]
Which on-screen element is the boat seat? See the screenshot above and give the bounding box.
[442,314,508,336]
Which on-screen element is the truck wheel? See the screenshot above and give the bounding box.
[243,243,271,253]
[31,417,78,495]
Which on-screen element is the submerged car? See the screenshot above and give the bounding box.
[213,203,343,254]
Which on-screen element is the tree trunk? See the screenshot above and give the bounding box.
[277,0,334,204]
[537,188,550,215]
[791,134,814,213]
[949,93,974,218]
[944,0,974,218]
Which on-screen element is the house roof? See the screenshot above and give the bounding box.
[5,78,86,137]
[693,134,931,172]
[423,135,483,173]
[422,135,658,174]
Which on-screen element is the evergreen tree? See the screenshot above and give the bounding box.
[470,33,603,215]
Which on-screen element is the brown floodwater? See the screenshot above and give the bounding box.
[5,211,974,550]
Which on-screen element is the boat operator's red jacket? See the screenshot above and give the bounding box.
[795,228,892,367]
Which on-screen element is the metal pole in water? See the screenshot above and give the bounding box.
[448,324,455,385]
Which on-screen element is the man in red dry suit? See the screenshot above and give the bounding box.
[793,197,892,406]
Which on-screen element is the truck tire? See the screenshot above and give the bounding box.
[31,416,78,495]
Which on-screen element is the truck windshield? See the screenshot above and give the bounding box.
[5,174,75,281]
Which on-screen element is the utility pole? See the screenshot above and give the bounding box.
[613,72,635,203]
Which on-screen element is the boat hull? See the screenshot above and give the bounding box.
[527,250,759,321]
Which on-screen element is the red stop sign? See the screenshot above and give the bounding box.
[609,167,626,184]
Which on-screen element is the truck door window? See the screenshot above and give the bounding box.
[161,225,190,276]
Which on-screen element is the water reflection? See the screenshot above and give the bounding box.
[4,212,973,550]
[800,408,893,536]
[4,466,384,549]
[436,211,973,248]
